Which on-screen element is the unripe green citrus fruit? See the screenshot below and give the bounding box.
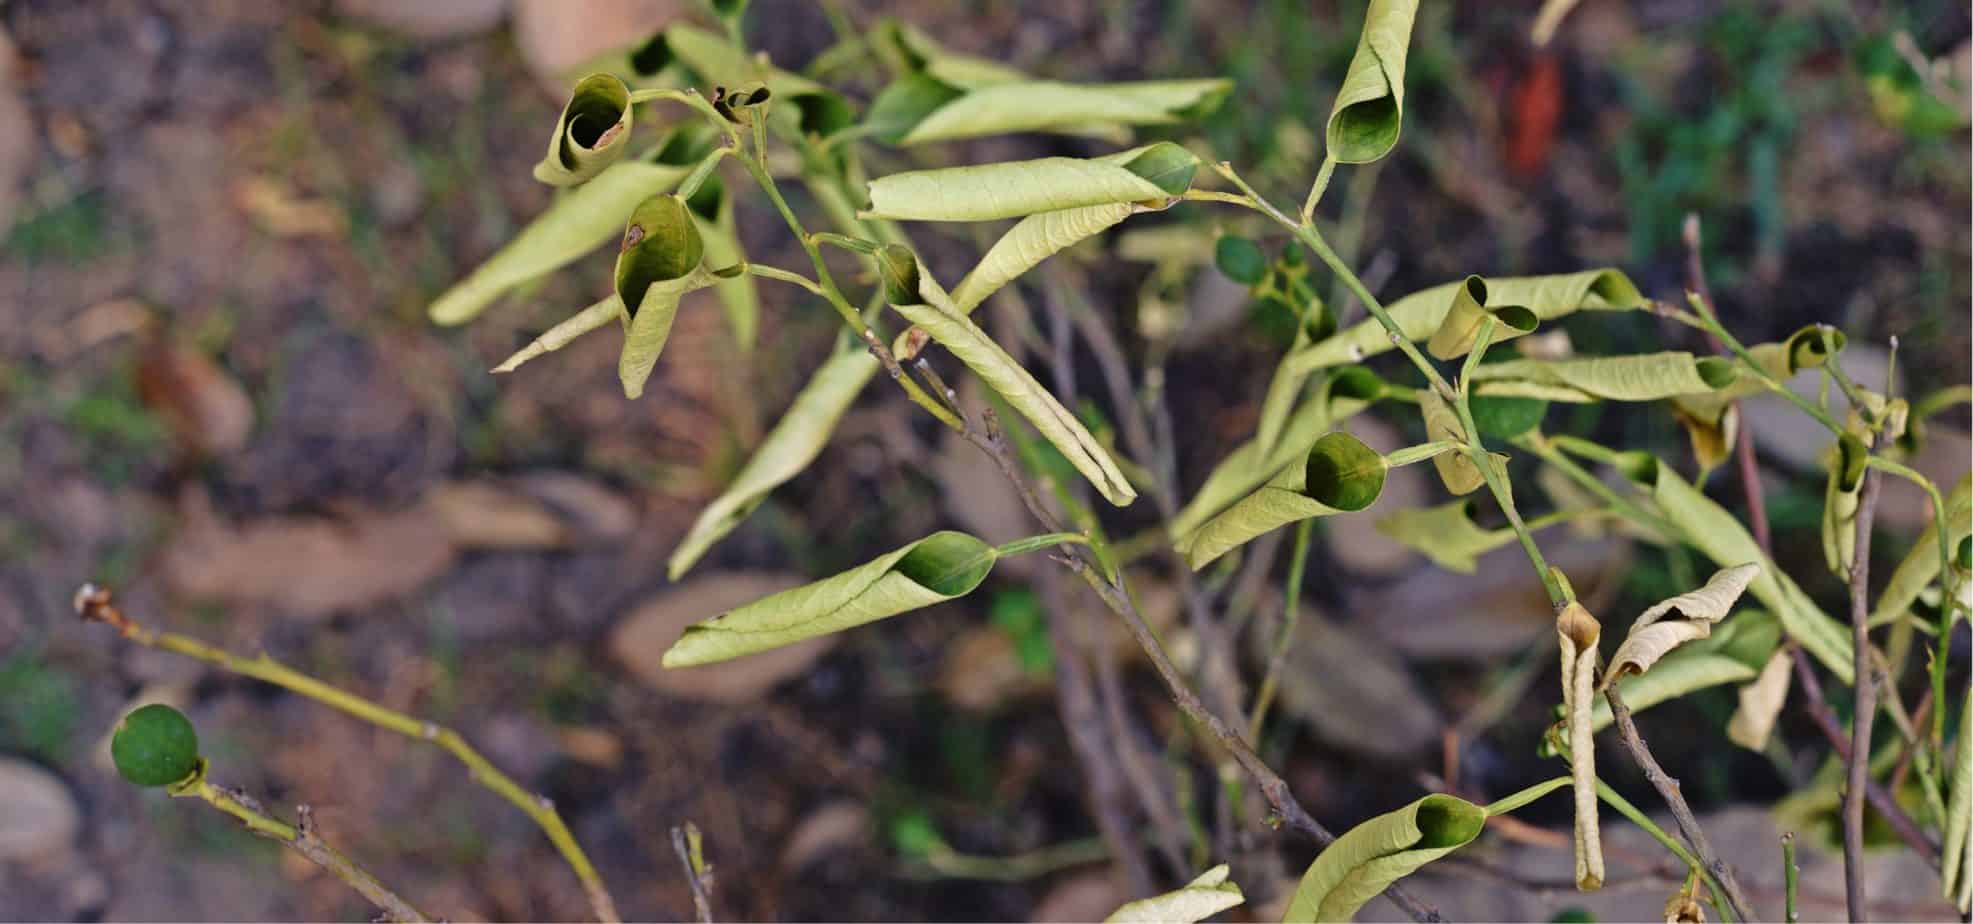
[111,703,200,787]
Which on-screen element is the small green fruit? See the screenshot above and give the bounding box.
[111,703,200,787]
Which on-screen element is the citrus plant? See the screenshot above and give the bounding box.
[88,2,1969,922]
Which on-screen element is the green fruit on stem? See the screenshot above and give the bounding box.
[111,703,200,787]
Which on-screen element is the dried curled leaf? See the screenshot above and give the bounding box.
[1603,563,1760,686]
[1587,608,1779,734]
[1105,864,1244,923]
[1725,649,1794,751]
[663,531,997,666]
[1557,602,1605,891]
[880,246,1136,506]
[534,73,634,187]
[1283,269,1643,378]
[1425,275,1537,361]
[668,347,880,580]
[1820,433,1870,578]
[1282,793,1485,922]
[1178,431,1387,570]
[862,143,1196,221]
[1326,0,1419,164]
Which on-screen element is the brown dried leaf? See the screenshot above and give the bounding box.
[610,571,829,703]
[425,481,569,549]
[136,341,253,456]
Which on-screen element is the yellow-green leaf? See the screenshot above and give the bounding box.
[1622,457,1853,682]
[1282,793,1485,922]
[872,19,1027,89]
[1821,433,1870,578]
[1420,390,1485,495]
[1179,432,1387,570]
[1106,864,1245,923]
[863,143,1195,222]
[1374,499,1516,574]
[1603,563,1760,685]
[615,195,713,399]
[491,295,624,375]
[667,347,880,580]
[949,202,1137,313]
[1470,352,1738,403]
[1283,269,1643,378]
[880,247,1136,506]
[653,24,853,136]
[430,155,692,326]
[534,74,634,187]
[1943,680,1973,912]
[663,531,997,666]
[1425,275,1537,361]
[898,79,1231,145]
[1325,0,1420,164]
[1870,474,1972,629]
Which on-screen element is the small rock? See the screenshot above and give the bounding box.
[0,759,81,865]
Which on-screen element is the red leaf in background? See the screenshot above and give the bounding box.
[1508,52,1564,179]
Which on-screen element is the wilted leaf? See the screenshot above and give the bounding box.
[1375,499,1515,574]
[1558,602,1605,892]
[1820,434,1869,578]
[1426,275,1537,361]
[1944,688,1973,912]
[611,572,824,702]
[948,203,1136,313]
[1588,609,1779,733]
[533,73,634,187]
[1178,432,1387,569]
[896,79,1230,145]
[1283,794,1485,922]
[1471,352,1738,403]
[1420,390,1487,495]
[1603,562,1759,684]
[1107,864,1244,923]
[668,347,879,579]
[136,341,254,456]
[662,531,998,667]
[614,194,715,398]
[1258,600,1443,760]
[1621,457,1853,682]
[491,295,622,374]
[1283,269,1642,378]
[1725,649,1793,751]
[1326,0,1419,164]
[1669,398,1738,476]
[863,143,1195,221]
[430,151,693,326]
[881,247,1136,506]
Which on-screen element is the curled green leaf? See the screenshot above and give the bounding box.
[668,347,880,580]
[1325,0,1420,164]
[491,295,623,375]
[863,143,1196,221]
[1178,431,1387,570]
[879,246,1136,506]
[652,24,854,136]
[662,531,997,666]
[1282,793,1485,922]
[1820,433,1870,578]
[1106,864,1245,923]
[1425,275,1537,361]
[1283,269,1643,378]
[534,74,634,187]
[615,194,714,398]
[1471,352,1738,403]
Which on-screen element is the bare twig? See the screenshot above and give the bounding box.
[1785,642,1940,861]
[1844,469,1883,922]
[671,822,716,924]
[188,781,429,923]
[76,585,620,923]
[1604,687,1756,922]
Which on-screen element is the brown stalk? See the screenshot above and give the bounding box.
[1604,686,1756,922]
[1844,469,1883,921]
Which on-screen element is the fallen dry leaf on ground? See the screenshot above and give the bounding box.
[1254,598,1444,761]
[425,480,569,549]
[779,801,870,872]
[1357,535,1630,661]
[939,626,1051,712]
[137,339,254,456]
[231,176,346,238]
[610,571,827,703]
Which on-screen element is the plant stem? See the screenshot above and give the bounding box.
[1483,776,1573,817]
[1782,832,1799,923]
[1384,439,1462,468]
[1844,468,1883,922]
[75,586,619,924]
[1248,517,1314,742]
[183,780,430,922]
[1299,153,1339,224]
[671,822,716,924]
[1604,687,1755,922]
[742,263,825,295]
[1595,779,1735,922]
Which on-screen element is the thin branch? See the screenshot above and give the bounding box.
[1844,468,1883,922]
[671,822,716,924]
[1785,641,1941,861]
[1604,687,1756,922]
[76,585,619,923]
[185,779,429,923]
[1683,215,1771,555]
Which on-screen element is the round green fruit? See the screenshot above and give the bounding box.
[111,703,200,787]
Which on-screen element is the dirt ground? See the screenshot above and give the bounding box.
[1,0,1968,921]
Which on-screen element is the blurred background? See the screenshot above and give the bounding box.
[0,0,1967,920]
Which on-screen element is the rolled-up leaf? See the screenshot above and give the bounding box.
[1325,0,1420,164]
[662,531,997,666]
[1171,368,1389,541]
[1725,648,1794,751]
[1620,456,1853,681]
[431,149,695,326]
[615,194,713,398]
[535,74,635,187]
[1603,563,1760,686]
[1283,269,1643,377]
[1282,793,1485,922]
[1556,602,1605,892]
[1375,498,1517,574]
[1471,352,1738,403]
[1179,431,1387,570]
[491,295,624,374]
[949,203,1137,313]
[1669,396,1738,475]
[1425,275,1537,361]
[1106,864,1244,923]
[863,143,1197,222]
[668,347,880,579]
[1419,390,1486,496]
[880,248,1136,506]
[1821,433,1869,578]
